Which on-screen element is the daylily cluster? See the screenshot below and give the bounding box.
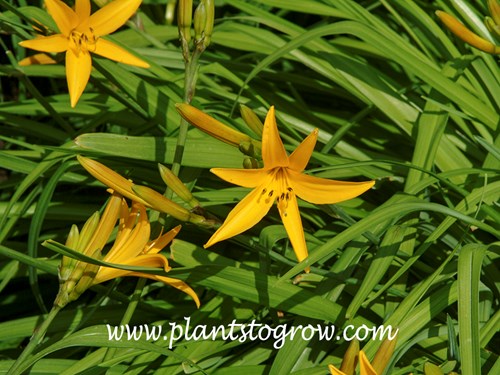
[436,0,500,54]
[76,103,374,272]
[19,0,150,107]
[178,104,375,270]
[53,190,200,308]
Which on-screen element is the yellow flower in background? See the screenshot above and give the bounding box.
[329,351,377,375]
[204,106,374,269]
[19,0,150,107]
[436,0,500,54]
[55,191,200,308]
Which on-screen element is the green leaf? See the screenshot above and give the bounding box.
[458,244,487,375]
[73,133,244,168]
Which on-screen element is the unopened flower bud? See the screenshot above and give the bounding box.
[239,141,259,158]
[340,339,359,375]
[158,163,199,208]
[372,335,398,375]
[193,1,207,43]
[176,103,261,152]
[240,105,263,137]
[67,263,99,302]
[243,157,259,169]
[77,155,149,206]
[59,224,80,279]
[192,0,214,49]
[423,362,445,375]
[486,16,500,37]
[489,0,500,25]
[436,10,500,54]
[132,184,209,226]
[178,0,193,45]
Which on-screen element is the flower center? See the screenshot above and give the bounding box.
[276,186,293,216]
[257,169,293,216]
[69,28,97,55]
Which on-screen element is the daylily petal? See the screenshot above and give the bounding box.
[328,364,346,375]
[106,204,150,262]
[92,268,199,307]
[19,34,68,53]
[288,128,318,172]
[146,225,181,255]
[126,254,172,271]
[77,156,150,206]
[106,202,133,252]
[75,0,91,23]
[288,170,374,204]
[18,53,58,66]
[153,275,201,308]
[277,191,309,268]
[204,184,275,248]
[359,351,378,375]
[210,167,269,188]
[45,0,79,36]
[262,106,289,168]
[65,48,92,107]
[90,0,142,37]
[93,38,149,68]
[84,193,122,254]
[94,254,171,284]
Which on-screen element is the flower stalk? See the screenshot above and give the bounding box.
[169,0,215,196]
[7,305,62,375]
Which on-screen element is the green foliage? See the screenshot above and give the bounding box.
[0,0,498,374]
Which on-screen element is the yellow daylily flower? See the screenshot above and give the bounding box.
[329,351,377,375]
[19,0,150,107]
[204,106,374,269]
[55,191,200,308]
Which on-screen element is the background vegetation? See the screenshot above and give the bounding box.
[0,0,498,374]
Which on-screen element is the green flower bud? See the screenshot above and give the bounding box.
[240,105,263,137]
[158,163,199,208]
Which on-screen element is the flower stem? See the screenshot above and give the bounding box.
[167,46,204,198]
[8,305,62,375]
